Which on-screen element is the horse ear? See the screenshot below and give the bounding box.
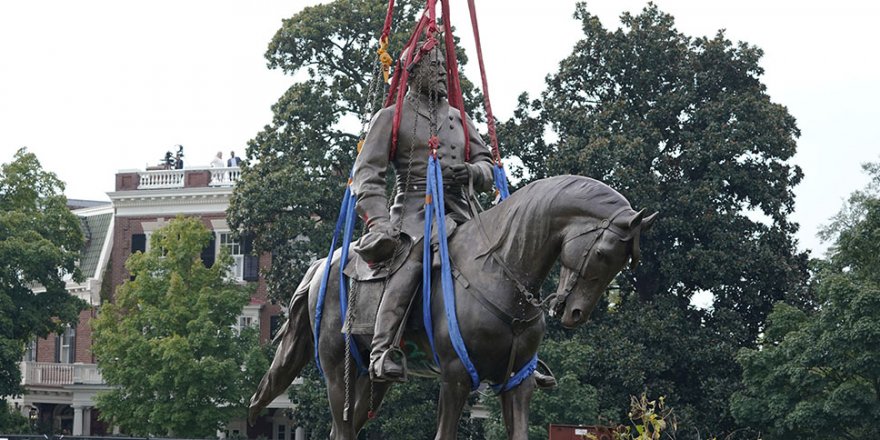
[641,212,659,232]
[628,209,646,229]
[629,235,641,270]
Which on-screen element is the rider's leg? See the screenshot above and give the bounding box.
[533,358,558,389]
[369,250,422,381]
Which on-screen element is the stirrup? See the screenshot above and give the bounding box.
[534,359,558,389]
[371,347,408,383]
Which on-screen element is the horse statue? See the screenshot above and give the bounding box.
[249,175,657,439]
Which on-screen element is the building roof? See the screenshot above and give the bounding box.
[78,212,112,279]
[67,199,111,210]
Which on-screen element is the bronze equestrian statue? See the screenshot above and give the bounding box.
[350,44,554,387]
[249,44,657,440]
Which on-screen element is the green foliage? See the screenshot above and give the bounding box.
[0,400,31,434]
[502,1,808,337]
[732,163,880,439]
[495,3,810,435]
[91,217,268,437]
[286,366,332,438]
[228,0,479,304]
[0,148,86,399]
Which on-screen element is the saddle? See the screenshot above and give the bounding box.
[340,216,459,334]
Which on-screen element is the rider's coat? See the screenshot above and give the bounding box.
[351,92,495,238]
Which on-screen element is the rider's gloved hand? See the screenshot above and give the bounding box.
[354,217,397,266]
[443,163,473,185]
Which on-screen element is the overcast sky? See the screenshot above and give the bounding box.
[1,0,878,257]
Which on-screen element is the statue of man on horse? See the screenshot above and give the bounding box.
[248,7,657,439]
[350,42,555,387]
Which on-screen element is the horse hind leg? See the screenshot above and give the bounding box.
[351,374,393,434]
[324,361,358,440]
[499,375,537,440]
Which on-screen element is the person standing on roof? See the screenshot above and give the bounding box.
[228,151,242,167]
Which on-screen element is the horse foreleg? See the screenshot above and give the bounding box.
[499,375,537,440]
[435,373,471,440]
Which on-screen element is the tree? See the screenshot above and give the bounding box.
[228,0,479,303]
[0,148,85,427]
[731,162,880,439]
[91,217,268,437]
[496,3,810,434]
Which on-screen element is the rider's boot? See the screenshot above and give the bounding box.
[534,358,558,389]
[369,256,421,382]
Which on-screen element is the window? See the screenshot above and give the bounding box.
[275,423,287,440]
[218,232,244,280]
[24,338,37,362]
[201,232,217,268]
[131,233,147,281]
[131,233,146,254]
[239,316,253,329]
[270,315,283,340]
[56,326,75,364]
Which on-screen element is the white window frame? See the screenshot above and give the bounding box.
[59,326,75,364]
[24,338,37,362]
[233,305,261,334]
[274,422,289,440]
[216,231,245,281]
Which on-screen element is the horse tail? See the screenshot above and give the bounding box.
[248,259,321,425]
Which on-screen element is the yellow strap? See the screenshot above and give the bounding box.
[377,37,392,83]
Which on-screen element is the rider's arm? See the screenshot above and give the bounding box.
[351,106,394,231]
[464,115,495,193]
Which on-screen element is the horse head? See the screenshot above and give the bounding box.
[553,207,658,328]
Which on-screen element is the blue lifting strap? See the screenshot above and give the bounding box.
[423,158,536,392]
[314,177,368,380]
[493,163,510,201]
[338,187,368,374]
[422,160,441,366]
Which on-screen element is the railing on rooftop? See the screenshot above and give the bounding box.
[208,167,241,187]
[136,167,240,190]
[138,169,185,189]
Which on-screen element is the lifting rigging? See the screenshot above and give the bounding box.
[313,0,531,419]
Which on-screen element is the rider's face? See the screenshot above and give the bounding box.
[413,48,447,98]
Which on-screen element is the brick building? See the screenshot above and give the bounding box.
[13,166,301,439]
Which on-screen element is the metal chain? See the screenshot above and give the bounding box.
[342,276,353,421]
[428,49,439,140]
[358,59,385,138]
[392,58,427,238]
[344,49,389,423]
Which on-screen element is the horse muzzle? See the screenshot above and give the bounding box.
[560,304,586,329]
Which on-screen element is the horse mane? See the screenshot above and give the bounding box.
[477,175,631,267]
[542,175,631,219]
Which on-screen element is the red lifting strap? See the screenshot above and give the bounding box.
[440,0,471,161]
[467,0,502,163]
[388,13,430,160]
[382,0,502,164]
[380,0,395,42]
